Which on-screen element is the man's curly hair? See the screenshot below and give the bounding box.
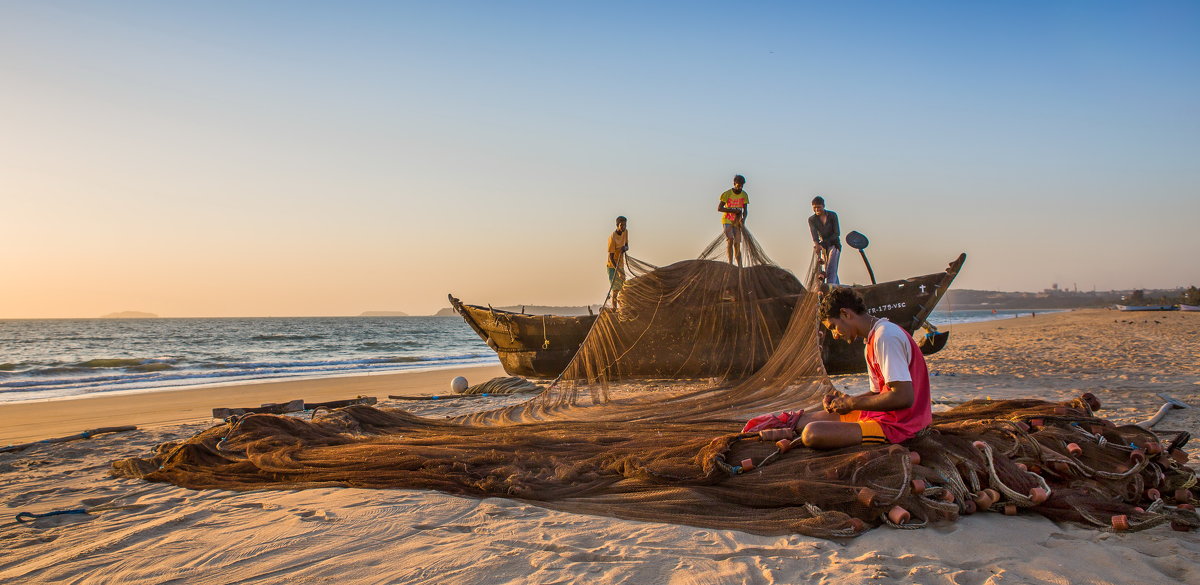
[818,286,867,321]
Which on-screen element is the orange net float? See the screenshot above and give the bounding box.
[973,491,996,509]
[1129,449,1146,465]
[857,487,877,507]
[1016,463,1028,472]
[887,506,910,525]
[1180,503,1196,511]
[1171,449,1189,464]
[963,500,977,515]
[1111,515,1130,531]
[1145,441,1162,456]
[1050,461,1071,475]
[1080,392,1102,411]
[1029,487,1049,505]
[849,518,866,532]
[1146,488,1161,501]
[910,479,926,495]
[1053,406,1069,416]
[972,440,988,451]
[1066,443,1083,457]
[1029,418,1045,429]
[983,488,1001,503]
[740,458,755,472]
[775,438,794,453]
[940,490,955,503]
[759,428,795,442]
[907,451,921,466]
[1176,489,1194,504]
[1004,503,1018,516]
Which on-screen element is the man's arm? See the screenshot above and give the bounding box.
[831,211,840,240]
[809,216,821,246]
[826,382,914,413]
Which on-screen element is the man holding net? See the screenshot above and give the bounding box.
[791,287,932,449]
[717,174,749,266]
[607,216,629,311]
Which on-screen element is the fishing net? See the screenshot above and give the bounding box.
[113,231,1200,538]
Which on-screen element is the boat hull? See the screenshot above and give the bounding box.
[450,254,966,378]
[1116,305,1178,312]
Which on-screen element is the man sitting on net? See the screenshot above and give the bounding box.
[791,287,932,449]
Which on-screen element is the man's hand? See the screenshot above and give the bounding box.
[823,389,853,414]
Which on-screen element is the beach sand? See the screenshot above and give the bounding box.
[2,310,1198,584]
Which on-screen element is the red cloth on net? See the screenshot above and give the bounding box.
[741,410,804,433]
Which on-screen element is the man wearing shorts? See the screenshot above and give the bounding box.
[792,287,932,449]
[606,216,628,311]
[717,175,749,266]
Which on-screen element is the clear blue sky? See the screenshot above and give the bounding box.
[2,1,1197,317]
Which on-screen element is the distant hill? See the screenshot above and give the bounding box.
[435,305,601,317]
[101,311,159,319]
[942,289,1145,310]
[359,311,409,317]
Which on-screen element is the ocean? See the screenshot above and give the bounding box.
[0,308,1054,403]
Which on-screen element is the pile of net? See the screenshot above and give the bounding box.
[112,231,1199,538]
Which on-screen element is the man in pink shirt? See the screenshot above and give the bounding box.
[791,287,932,449]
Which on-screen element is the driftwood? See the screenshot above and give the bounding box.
[213,399,305,419]
[0,426,138,454]
[212,397,378,419]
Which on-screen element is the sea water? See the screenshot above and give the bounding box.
[0,317,495,403]
[0,309,1059,403]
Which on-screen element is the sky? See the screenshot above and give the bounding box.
[2,1,1197,318]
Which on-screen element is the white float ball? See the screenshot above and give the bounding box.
[451,376,469,393]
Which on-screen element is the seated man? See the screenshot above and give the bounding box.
[793,287,932,449]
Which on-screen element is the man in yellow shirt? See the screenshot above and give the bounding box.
[607,216,629,311]
[717,175,749,266]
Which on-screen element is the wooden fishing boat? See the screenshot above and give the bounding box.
[1116,305,1178,312]
[450,253,966,378]
[1177,304,1200,312]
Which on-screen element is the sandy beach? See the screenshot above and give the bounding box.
[2,309,1198,584]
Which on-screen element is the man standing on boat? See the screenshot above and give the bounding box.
[789,287,932,449]
[808,196,841,285]
[717,175,749,266]
[607,216,629,311]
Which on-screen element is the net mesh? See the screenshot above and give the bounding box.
[113,231,1199,538]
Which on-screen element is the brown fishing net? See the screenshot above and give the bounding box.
[113,231,1199,538]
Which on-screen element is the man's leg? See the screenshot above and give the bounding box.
[825,247,840,285]
[800,421,863,449]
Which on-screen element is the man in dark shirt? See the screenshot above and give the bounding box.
[808,196,841,285]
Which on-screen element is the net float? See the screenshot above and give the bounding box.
[1111,515,1130,531]
[963,500,977,514]
[1004,503,1018,516]
[1171,449,1189,464]
[1146,488,1161,501]
[1051,461,1071,475]
[973,491,996,509]
[1066,443,1083,456]
[1129,449,1146,465]
[887,506,910,525]
[1053,406,1068,415]
[1080,392,1101,411]
[1176,489,1193,504]
[760,428,794,442]
[740,458,755,472]
[1028,464,1043,474]
[1145,441,1162,455]
[983,488,1001,503]
[1029,487,1049,505]
[1015,421,1030,432]
[1180,503,1195,511]
[908,451,921,466]
[858,487,877,507]
[972,440,988,451]
[1133,507,1145,513]
[1029,418,1044,428]
[849,517,866,532]
[910,479,926,495]
[941,490,955,503]
[1016,463,1028,472]
[776,438,794,453]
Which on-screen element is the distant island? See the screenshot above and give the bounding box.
[434,305,601,317]
[101,311,159,319]
[359,311,409,317]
